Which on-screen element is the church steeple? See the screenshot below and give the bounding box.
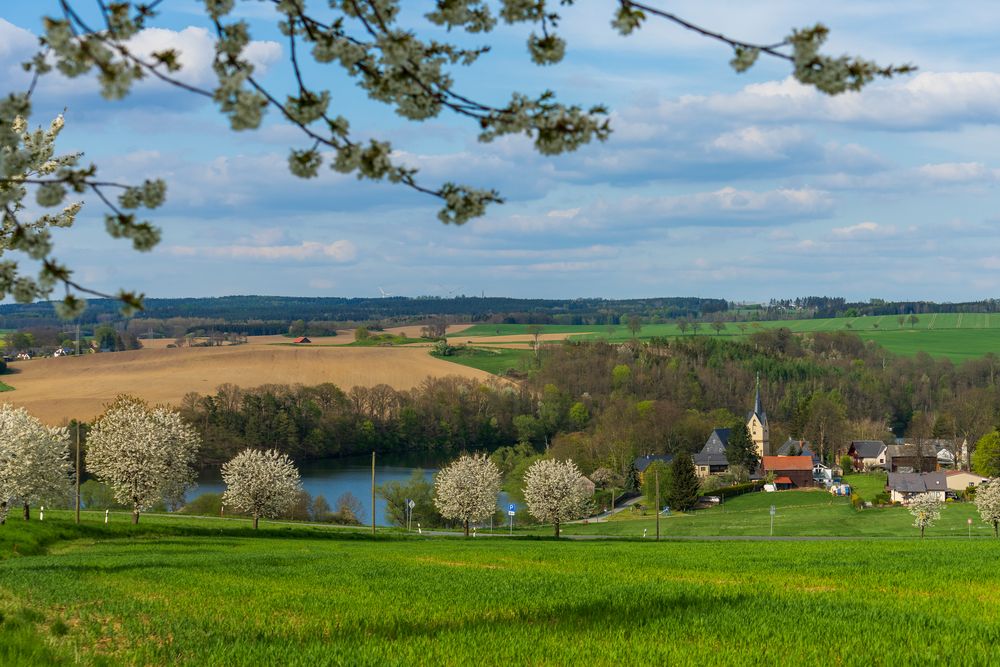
[747,374,769,459]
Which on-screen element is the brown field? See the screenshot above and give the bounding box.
[2,343,493,424]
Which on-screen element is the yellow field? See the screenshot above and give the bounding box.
[2,341,493,424]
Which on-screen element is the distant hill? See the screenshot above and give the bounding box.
[0,295,727,329]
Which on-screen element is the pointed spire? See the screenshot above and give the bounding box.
[753,373,765,422]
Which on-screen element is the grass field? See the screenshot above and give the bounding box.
[453,314,1000,361]
[433,346,534,375]
[550,486,987,539]
[2,511,1000,664]
[1,344,494,424]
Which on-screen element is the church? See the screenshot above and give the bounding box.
[694,377,769,477]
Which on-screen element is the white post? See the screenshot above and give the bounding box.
[417,522,422,535]
[105,509,109,524]
[39,506,44,521]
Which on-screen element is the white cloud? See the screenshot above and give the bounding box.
[655,72,1000,131]
[619,186,834,225]
[168,240,357,262]
[831,221,896,238]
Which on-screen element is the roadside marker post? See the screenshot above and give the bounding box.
[39,506,44,521]
[104,509,109,525]
[969,517,973,538]
[769,505,776,537]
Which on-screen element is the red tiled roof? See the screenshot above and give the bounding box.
[774,476,793,485]
[763,455,813,471]
[293,337,310,343]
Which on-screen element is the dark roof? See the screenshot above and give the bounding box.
[633,455,673,473]
[776,438,811,456]
[705,428,730,451]
[886,443,938,459]
[887,472,947,493]
[850,441,886,459]
[694,429,731,467]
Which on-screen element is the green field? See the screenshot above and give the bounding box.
[2,510,1000,664]
[547,486,986,538]
[433,346,534,375]
[0,381,13,392]
[453,313,1000,361]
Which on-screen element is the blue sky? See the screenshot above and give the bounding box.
[4,2,1000,302]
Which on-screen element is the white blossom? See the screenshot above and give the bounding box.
[433,453,501,536]
[87,395,201,524]
[522,458,590,538]
[222,449,302,530]
[0,404,72,523]
[975,481,1000,538]
[909,493,943,538]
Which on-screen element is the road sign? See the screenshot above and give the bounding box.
[508,503,516,512]
[407,499,416,509]
[968,518,973,524]
[507,510,516,516]
[769,505,776,516]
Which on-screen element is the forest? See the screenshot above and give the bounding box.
[167,329,1000,482]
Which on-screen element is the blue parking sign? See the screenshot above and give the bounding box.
[508,503,516,512]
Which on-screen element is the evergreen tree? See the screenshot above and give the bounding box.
[668,452,701,512]
[726,422,759,471]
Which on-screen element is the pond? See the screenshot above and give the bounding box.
[191,452,441,527]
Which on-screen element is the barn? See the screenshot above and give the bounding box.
[762,456,814,489]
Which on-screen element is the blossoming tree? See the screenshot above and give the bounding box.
[434,453,501,536]
[87,395,201,524]
[909,493,943,538]
[523,458,590,538]
[0,404,72,523]
[975,481,1000,538]
[222,449,302,530]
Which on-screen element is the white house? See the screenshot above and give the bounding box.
[887,472,947,504]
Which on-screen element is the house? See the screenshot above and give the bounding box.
[848,440,887,471]
[292,336,312,344]
[887,472,947,504]
[694,429,730,477]
[762,456,814,488]
[945,470,989,493]
[885,443,938,473]
[632,455,673,483]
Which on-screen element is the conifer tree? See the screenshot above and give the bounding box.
[726,422,759,471]
[668,452,701,512]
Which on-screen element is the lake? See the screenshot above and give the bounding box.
[191,453,440,526]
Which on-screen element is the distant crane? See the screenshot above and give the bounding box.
[378,287,393,298]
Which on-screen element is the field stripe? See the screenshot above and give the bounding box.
[957,313,964,329]
[928,313,937,330]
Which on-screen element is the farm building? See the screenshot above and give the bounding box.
[292,337,312,344]
[885,443,938,473]
[887,472,947,504]
[694,429,731,477]
[632,455,673,483]
[945,470,989,492]
[762,456,814,488]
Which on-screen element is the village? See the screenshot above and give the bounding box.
[631,380,988,513]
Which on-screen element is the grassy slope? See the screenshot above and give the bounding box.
[2,512,1000,664]
[455,314,1000,361]
[433,347,533,375]
[550,488,986,538]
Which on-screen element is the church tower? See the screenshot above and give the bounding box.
[746,374,769,459]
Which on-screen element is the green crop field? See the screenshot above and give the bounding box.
[433,347,533,375]
[454,313,1000,361]
[2,511,1000,665]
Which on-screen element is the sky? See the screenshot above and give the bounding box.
[4,1,1000,303]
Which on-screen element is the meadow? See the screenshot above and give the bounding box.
[433,346,534,375]
[2,511,1000,665]
[549,480,989,539]
[453,313,1000,361]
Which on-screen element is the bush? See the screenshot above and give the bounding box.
[713,481,763,500]
[873,492,890,506]
[180,492,225,516]
[851,493,864,510]
[840,455,854,474]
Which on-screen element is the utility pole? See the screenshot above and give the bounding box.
[75,422,81,524]
[655,468,660,541]
[371,451,376,536]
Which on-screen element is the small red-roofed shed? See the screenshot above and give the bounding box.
[293,336,311,344]
[763,456,814,488]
